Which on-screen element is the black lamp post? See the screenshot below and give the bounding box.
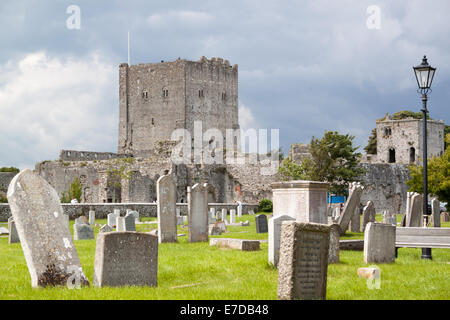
[413,55,436,260]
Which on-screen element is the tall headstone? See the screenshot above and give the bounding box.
[255,214,268,233]
[407,193,423,227]
[405,192,413,216]
[124,214,136,231]
[114,209,120,216]
[93,232,158,287]
[338,183,364,235]
[431,198,441,228]
[116,216,126,232]
[127,210,139,222]
[89,210,95,226]
[188,183,209,242]
[230,209,236,224]
[328,224,340,264]
[277,222,330,300]
[157,173,177,243]
[362,201,376,232]
[209,208,216,224]
[268,215,295,267]
[6,169,89,288]
[271,180,329,223]
[364,222,396,264]
[221,208,227,222]
[8,217,20,244]
[237,204,242,217]
[74,223,94,240]
[75,216,85,225]
[349,205,360,232]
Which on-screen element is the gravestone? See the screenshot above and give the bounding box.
[210,238,260,251]
[382,210,396,225]
[89,211,95,226]
[338,183,364,235]
[208,225,222,235]
[271,180,329,223]
[328,224,340,264]
[74,223,94,240]
[75,216,85,225]
[277,222,330,300]
[116,216,126,232]
[107,212,118,228]
[114,209,121,216]
[442,212,449,222]
[177,216,184,225]
[363,222,396,264]
[237,204,242,217]
[255,214,268,233]
[99,224,113,233]
[362,201,376,232]
[6,169,89,288]
[406,193,423,227]
[127,210,139,222]
[221,209,227,222]
[209,208,216,224]
[431,198,441,228]
[248,210,255,215]
[405,192,413,217]
[8,217,20,244]
[124,214,136,231]
[268,215,295,267]
[93,232,158,287]
[188,183,209,242]
[349,206,360,232]
[157,173,177,243]
[230,209,236,224]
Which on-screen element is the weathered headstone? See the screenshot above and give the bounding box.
[268,215,295,267]
[75,216,85,225]
[124,214,136,231]
[363,222,396,264]
[74,223,94,240]
[157,173,177,243]
[93,232,158,287]
[407,193,423,227]
[209,208,216,224]
[255,214,268,233]
[237,204,242,217]
[107,212,118,228]
[188,183,209,242]
[338,183,364,235]
[221,208,227,222]
[89,210,95,226]
[210,238,260,251]
[215,221,227,232]
[431,198,441,228]
[208,225,222,235]
[362,201,376,232]
[99,224,113,233]
[277,222,330,300]
[113,209,121,216]
[271,180,329,223]
[382,210,396,225]
[8,217,19,244]
[116,216,126,232]
[127,210,139,222]
[6,169,89,287]
[349,206,360,232]
[405,192,413,217]
[442,212,449,222]
[328,224,340,264]
[230,209,236,224]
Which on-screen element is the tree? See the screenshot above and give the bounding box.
[60,177,82,203]
[407,134,450,210]
[364,128,377,155]
[278,131,364,195]
[445,125,450,150]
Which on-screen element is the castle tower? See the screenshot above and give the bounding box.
[376,114,445,165]
[118,57,239,156]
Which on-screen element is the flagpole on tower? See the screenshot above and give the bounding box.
[128,31,130,66]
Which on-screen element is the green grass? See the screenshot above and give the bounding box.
[0,213,449,300]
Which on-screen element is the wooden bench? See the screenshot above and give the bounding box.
[395,227,450,257]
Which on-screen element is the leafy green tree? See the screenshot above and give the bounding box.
[258,198,273,213]
[0,167,19,173]
[364,128,377,155]
[278,131,364,195]
[407,134,450,210]
[445,125,450,150]
[60,177,82,203]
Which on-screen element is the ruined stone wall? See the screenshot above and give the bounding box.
[59,150,131,161]
[0,172,17,196]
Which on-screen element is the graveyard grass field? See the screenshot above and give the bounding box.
[0,213,449,300]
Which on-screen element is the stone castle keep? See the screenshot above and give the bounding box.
[16,56,444,215]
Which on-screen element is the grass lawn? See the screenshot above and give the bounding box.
[0,213,448,300]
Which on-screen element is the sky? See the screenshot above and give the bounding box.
[0,0,449,169]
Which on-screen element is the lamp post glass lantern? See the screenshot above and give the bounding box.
[413,55,436,260]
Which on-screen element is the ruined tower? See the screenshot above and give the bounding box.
[118,57,239,156]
